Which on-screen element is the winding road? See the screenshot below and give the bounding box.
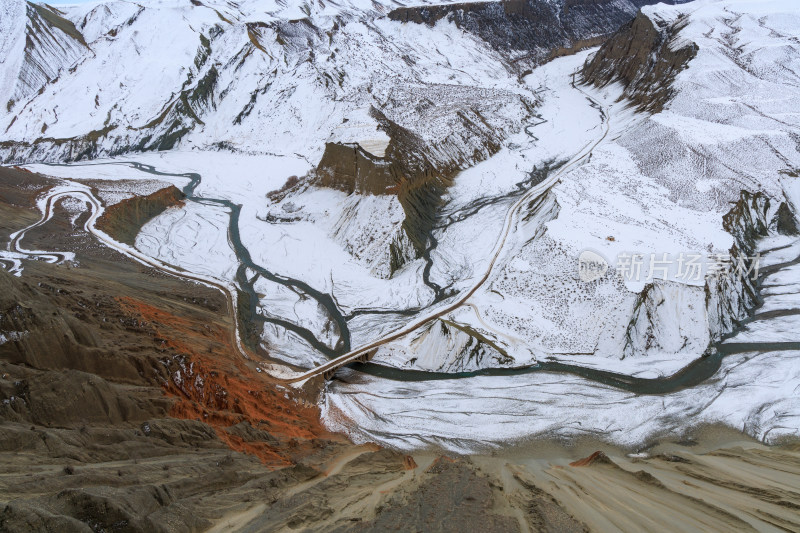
[7,184,254,369]
[7,76,797,395]
[5,77,612,386]
[269,86,612,383]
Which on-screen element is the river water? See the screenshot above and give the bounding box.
[37,160,800,403]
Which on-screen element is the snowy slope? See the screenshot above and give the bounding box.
[5,0,800,452]
[320,0,800,449]
[0,0,676,163]
[1,2,89,110]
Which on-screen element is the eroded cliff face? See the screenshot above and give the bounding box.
[316,90,532,266]
[623,190,778,358]
[4,2,89,109]
[315,142,394,195]
[705,191,773,342]
[389,0,688,71]
[95,185,185,245]
[623,281,707,358]
[581,11,698,112]
[316,144,452,268]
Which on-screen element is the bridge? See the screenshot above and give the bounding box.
[6,79,609,386]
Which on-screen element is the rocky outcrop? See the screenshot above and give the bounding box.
[389,0,690,71]
[315,142,394,195]
[706,191,773,342]
[722,190,772,255]
[401,318,515,373]
[776,201,799,235]
[569,450,613,467]
[317,128,449,264]
[623,280,707,358]
[316,91,530,264]
[0,124,118,164]
[581,11,698,112]
[95,185,185,245]
[623,190,775,357]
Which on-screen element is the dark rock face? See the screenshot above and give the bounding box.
[27,2,88,48]
[722,190,772,255]
[704,190,772,342]
[581,11,698,112]
[389,0,690,70]
[95,185,185,245]
[0,124,119,164]
[11,2,89,108]
[316,101,506,259]
[776,201,799,235]
[315,142,394,195]
[316,136,451,259]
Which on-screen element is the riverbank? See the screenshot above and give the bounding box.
[2,165,799,531]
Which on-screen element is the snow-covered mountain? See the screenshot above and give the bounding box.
[3,0,800,451]
[321,0,800,450]
[0,2,88,108]
[0,0,683,163]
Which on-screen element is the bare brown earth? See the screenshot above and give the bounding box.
[95,185,185,245]
[581,11,698,113]
[1,166,799,532]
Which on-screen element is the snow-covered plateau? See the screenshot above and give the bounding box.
[2,0,800,452]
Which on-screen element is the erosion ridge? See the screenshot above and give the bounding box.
[2,2,87,111]
[581,10,698,112]
[623,190,775,358]
[316,107,488,271]
[2,0,800,528]
[388,0,691,70]
[95,185,185,245]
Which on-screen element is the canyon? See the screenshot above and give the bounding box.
[1,0,800,530]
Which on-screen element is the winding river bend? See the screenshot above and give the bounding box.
[20,161,799,395]
[8,74,798,394]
